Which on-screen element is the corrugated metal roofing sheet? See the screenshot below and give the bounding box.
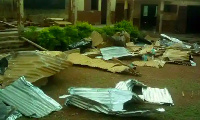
[65,94,165,117]
[115,79,174,105]
[68,87,142,111]
[63,84,167,117]
[0,76,62,118]
[0,51,72,87]
[100,47,132,60]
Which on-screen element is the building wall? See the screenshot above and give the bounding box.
[69,0,116,25]
[0,0,68,23]
[128,0,200,33]
[25,9,68,24]
[0,0,16,20]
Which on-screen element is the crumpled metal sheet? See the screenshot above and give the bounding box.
[115,79,174,105]
[68,87,142,111]
[0,100,22,120]
[142,87,174,105]
[100,47,132,60]
[0,76,62,118]
[63,86,166,116]
[66,95,165,116]
[160,34,191,49]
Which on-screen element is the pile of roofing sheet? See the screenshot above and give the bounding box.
[62,79,173,116]
[0,76,62,118]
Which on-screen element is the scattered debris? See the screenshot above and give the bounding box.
[112,31,130,47]
[0,100,22,120]
[162,49,191,62]
[139,45,154,55]
[133,60,166,68]
[0,76,62,118]
[0,57,8,75]
[115,79,174,105]
[160,34,191,49]
[90,31,104,47]
[67,53,132,74]
[190,60,197,66]
[145,35,159,43]
[100,47,132,60]
[68,38,92,53]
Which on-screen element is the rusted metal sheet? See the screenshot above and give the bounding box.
[0,51,72,87]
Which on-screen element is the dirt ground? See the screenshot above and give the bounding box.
[19,56,200,120]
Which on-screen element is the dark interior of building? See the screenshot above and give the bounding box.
[24,0,65,9]
[187,6,200,33]
[141,4,157,30]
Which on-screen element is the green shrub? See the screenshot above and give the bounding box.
[75,22,93,39]
[48,26,67,50]
[38,28,58,50]
[64,25,80,44]
[101,26,116,36]
[23,26,39,42]
[114,20,140,38]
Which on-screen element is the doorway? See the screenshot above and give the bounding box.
[101,0,107,24]
[141,4,158,30]
[187,6,200,33]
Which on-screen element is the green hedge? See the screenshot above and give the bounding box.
[23,21,140,51]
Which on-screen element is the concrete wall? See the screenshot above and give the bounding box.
[78,11,101,24]
[69,0,116,24]
[25,9,68,24]
[126,0,200,33]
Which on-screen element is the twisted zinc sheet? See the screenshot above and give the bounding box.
[0,76,62,118]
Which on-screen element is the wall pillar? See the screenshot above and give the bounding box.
[159,0,164,33]
[129,0,135,23]
[17,0,24,35]
[106,0,111,25]
[124,0,128,20]
[72,0,78,25]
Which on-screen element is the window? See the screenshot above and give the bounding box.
[91,0,98,10]
[143,6,148,16]
[164,5,177,13]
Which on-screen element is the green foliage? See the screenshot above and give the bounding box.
[23,21,140,51]
[114,20,140,38]
[64,25,80,44]
[101,26,116,36]
[38,28,57,50]
[23,26,39,42]
[75,22,93,39]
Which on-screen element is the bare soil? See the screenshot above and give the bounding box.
[19,57,200,120]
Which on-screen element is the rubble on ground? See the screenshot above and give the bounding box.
[67,53,140,76]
